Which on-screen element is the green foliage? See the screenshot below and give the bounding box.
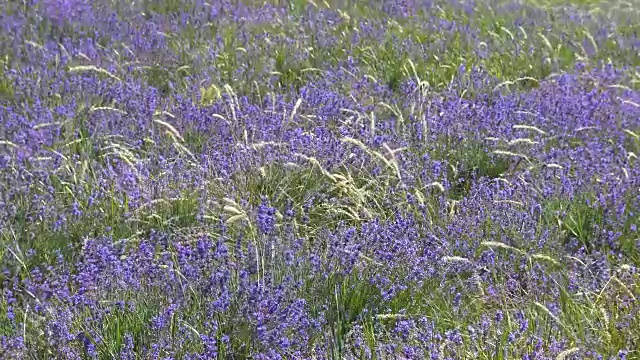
[542,196,605,252]
[200,84,221,106]
[3,0,640,358]
[141,0,187,16]
[321,270,381,359]
[0,299,13,337]
[0,65,14,101]
[623,127,640,158]
[90,299,159,357]
[144,65,182,97]
[430,138,511,199]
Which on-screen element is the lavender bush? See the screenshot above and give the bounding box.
[1,0,640,359]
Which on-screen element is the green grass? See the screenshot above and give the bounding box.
[0,72,13,101]
[24,0,631,101]
[2,0,640,358]
[542,196,605,252]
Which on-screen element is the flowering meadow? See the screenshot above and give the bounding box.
[1,0,640,359]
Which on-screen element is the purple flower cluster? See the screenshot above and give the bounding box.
[1,0,640,358]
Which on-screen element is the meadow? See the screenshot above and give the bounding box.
[1,0,640,358]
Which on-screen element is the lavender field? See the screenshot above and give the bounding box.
[1,0,640,359]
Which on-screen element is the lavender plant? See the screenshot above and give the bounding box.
[1,0,640,359]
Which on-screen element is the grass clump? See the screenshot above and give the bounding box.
[542,196,605,252]
[0,70,13,101]
[2,0,640,358]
